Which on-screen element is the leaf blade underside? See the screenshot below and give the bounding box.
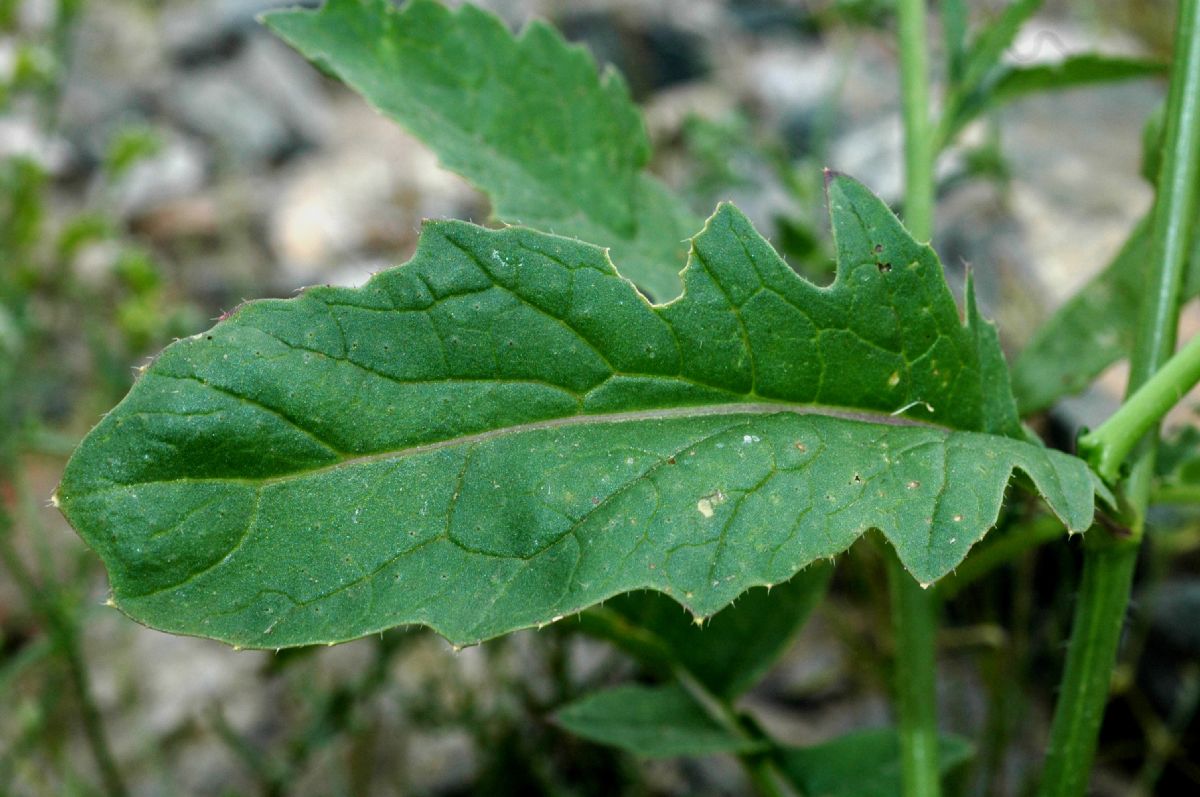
[263,0,699,301]
[57,176,1104,648]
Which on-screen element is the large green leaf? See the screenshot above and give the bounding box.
[778,728,973,797]
[587,564,833,700]
[263,0,698,301]
[554,683,766,758]
[57,175,1105,648]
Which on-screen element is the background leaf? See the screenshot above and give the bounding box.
[264,0,699,301]
[957,0,1044,99]
[1012,217,1154,414]
[989,55,1166,103]
[942,54,1164,148]
[940,0,969,85]
[1012,120,1200,415]
[554,683,766,758]
[586,563,833,699]
[58,176,1105,649]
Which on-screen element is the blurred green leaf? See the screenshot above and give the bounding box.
[593,563,833,699]
[1012,217,1153,414]
[778,728,973,797]
[555,683,766,758]
[989,55,1166,105]
[1142,100,1167,185]
[1012,101,1200,414]
[942,53,1164,148]
[105,126,164,181]
[958,0,1043,98]
[1155,426,1200,504]
[940,0,968,84]
[0,158,45,259]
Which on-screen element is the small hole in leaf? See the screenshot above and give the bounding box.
[876,261,892,273]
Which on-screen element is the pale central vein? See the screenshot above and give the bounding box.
[266,402,949,484]
[76,402,956,497]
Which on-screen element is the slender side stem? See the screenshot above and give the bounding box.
[892,1,941,795]
[1079,331,1200,484]
[1040,0,1200,794]
[579,607,797,797]
[674,669,796,797]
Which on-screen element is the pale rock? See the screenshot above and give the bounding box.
[113,132,209,218]
[269,100,483,287]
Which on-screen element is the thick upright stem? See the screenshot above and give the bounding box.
[1039,0,1200,793]
[888,555,942,797]
[1038,534,1139,797]
[892,1,940,795]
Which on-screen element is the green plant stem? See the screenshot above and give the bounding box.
[892,0,941,795]
[1038,534,1139,797]
[1040,0,1200,793]
[888,554,942,797]
[898,0,934,244]
[1080,331,1200,483]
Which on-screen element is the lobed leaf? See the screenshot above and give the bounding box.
[57,175,1106,648]
[264,0,699,301]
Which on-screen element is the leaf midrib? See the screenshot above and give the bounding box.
[69,401,954,498]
